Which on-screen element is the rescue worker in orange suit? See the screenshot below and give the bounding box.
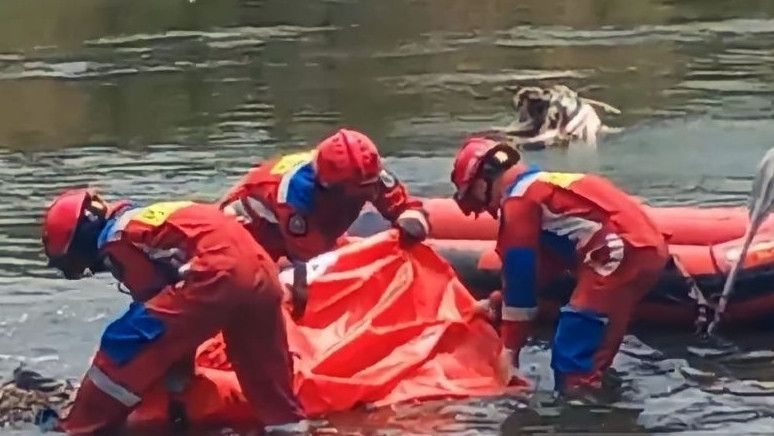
[219,128,429,263]
[450,132,668,392]
[39,189,305,434]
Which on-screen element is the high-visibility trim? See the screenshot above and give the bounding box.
[243,197,279,224]
[584,233,625,277]
[502,306,538,322]
[87,366,141,407]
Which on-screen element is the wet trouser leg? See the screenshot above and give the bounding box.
[222,268,304,425]
[551,242,668,391]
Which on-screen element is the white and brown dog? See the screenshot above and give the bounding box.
[499,84,621,149]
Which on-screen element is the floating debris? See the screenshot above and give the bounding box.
[687,343,739,359]
[0,366,76,429]
[619,335,665,361]
[679,366,717,383]
[719,350,774,364]
[0,354,60,364]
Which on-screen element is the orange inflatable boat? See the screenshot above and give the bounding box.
[118,232,516,433]
[349,198,774,328]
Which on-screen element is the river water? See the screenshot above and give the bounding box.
[2,0,774,434]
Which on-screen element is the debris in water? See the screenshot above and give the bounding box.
[679,366,717,382]
[618,335,665,360]
[85,313,107,323]
[0,354,59,364]
[717,380,774,397]
[719,350,774,364]
[687,344,738,359]
[0,366,76,428]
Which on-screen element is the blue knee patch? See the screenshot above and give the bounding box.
[551,306,608,375]
[100,302,165,366]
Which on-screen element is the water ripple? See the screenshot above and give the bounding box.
[496,18,774,48]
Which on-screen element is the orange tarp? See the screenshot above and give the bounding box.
[192,230,515,418]
[128,231,516,429]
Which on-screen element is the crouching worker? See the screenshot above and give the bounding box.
[450,132,668,392]
[219,128,429,262]
[40,189,305,434]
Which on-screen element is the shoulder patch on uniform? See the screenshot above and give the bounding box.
[379,169,396,189]
[133,201,193,227]
[537,172,584,188]
[270,151,314,175]
[288,214,307,236]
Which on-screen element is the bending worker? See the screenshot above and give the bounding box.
[40,189,304,433]
[450,132,668,391]
[219,128,429,262]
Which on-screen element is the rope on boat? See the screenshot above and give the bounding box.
[671,256,714,335]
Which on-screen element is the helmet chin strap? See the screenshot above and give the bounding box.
[483,178,499,219]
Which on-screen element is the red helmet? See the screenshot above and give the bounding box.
[450,134,520,215]
[41,189,90,260]
[314,128,382,186]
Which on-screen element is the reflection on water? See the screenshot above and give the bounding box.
[2,0,774,433]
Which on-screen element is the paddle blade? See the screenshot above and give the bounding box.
[708,147,774,335]
[748,147,774,226]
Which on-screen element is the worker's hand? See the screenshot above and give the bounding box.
[395,210,429,244]
[472,290,503,324]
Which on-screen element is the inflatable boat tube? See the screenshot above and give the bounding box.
[413,198,774,245]
[349,199,774,327]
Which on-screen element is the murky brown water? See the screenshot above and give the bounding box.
[3,0,774,433]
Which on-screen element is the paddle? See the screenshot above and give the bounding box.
[707,147,774,335]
